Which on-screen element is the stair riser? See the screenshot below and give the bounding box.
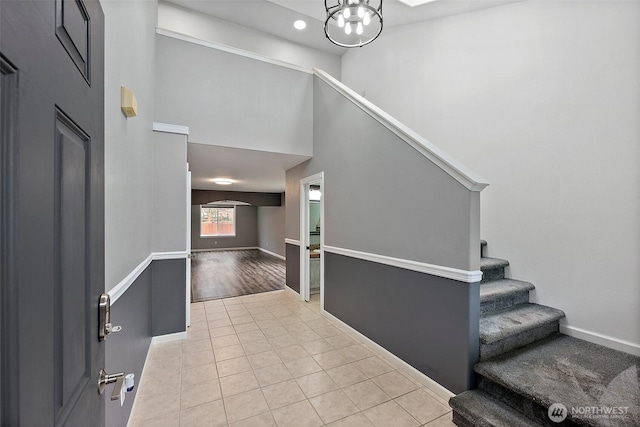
[452,412,477,427]
[482,267,505,281]
[480,291,530,315]
[480,322,559,360]
[478,376,580,427]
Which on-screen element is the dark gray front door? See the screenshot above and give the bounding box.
[1,0,105,425]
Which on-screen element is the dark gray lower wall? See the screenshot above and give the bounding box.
[286,243,300,293]
[152,258,187,336]
[105,258,186,426]
[105,267,152,427]
[324,252,480,394]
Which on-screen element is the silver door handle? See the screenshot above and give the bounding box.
[98,369,125,401]
[99,293,122,341]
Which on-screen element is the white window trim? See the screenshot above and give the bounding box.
[200,205,237,238]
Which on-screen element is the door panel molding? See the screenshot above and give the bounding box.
[1,53,19,427]
[53,108,91,425]
[56,0,91,83]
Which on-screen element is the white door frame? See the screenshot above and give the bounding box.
[186,167,192,327]
[299,172,324,307]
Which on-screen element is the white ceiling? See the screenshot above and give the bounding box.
[175,0,521,194]
[166,0,520,56]
[188,143,310,192]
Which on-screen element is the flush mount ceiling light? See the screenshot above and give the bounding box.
[325,0,383,48]
[211,178,234,185]
[294,19,307,30]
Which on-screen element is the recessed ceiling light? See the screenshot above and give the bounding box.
[212,178,234,185]
[397,0,439,7]
[294,20,307,30]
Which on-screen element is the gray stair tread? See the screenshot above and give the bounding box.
[450,390,541,427]
[480,304,565,343]
[480,257,509,270]
[480,279,535,303]
[476,334,640,427]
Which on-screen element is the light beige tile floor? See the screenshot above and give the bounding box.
[129,291,456,427]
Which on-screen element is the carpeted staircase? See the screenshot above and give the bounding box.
[449,241,640,427]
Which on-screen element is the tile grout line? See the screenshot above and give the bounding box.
[212,303,231,426]
[135,291,454,426]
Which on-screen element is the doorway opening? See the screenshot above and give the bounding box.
[300,172,324,308]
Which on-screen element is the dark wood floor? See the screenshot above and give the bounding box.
[191,249,286,302]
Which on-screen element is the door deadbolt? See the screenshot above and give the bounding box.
[99,293,122,341]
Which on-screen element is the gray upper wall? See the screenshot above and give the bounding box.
[155,35,313,157]
[103,0,157,291]
[153,132,188,253]
[285,77,480,271]
[340,1,639,349]
[258,204,286,258]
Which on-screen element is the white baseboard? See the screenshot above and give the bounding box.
[151,331,188,345]
[257,247,286,260]
[321,309,455,402]
[191,246,258,253]
[127,332,185,427]
[127,345,151,427]
[285,285,300,299]
[560,324,640,357]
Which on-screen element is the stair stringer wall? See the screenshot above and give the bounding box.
[285,76,486,393]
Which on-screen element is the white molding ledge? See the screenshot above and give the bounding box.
[323,245,483,283]
[313,69,489,192]
[152,122,189,135]
[560,324,640,357]
[109,251,189,303]
[322,309,454,401]
[153,251,188,260]
[156,28,313,75]
[285,238,301,246]
[108,254,153,303]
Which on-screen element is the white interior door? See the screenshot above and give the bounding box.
[300,173,324,304]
